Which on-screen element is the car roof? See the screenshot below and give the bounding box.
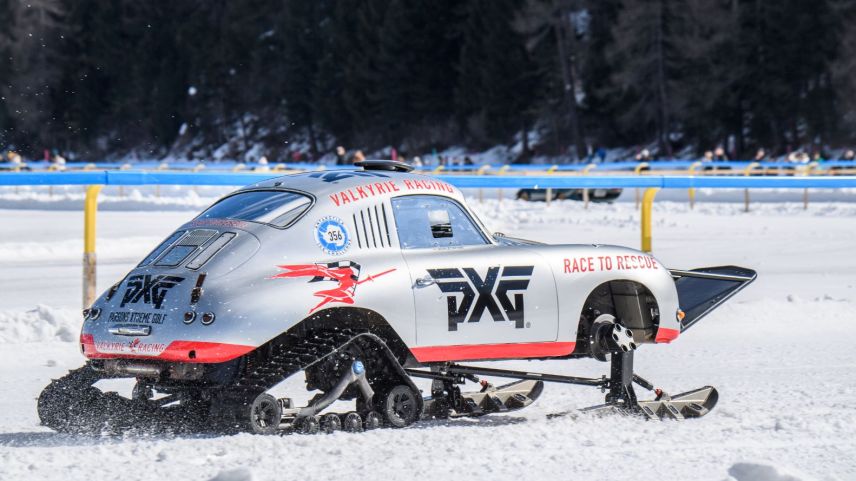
[245,169,465,206]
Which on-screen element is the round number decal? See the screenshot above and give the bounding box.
[315,216,351,255]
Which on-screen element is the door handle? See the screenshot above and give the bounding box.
[415,275,435,288]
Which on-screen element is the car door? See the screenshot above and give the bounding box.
[390,195,558,353]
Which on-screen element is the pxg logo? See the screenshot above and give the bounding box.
[427,266,534,332]
[120,274,184,309]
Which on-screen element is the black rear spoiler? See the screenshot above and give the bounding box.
[670,266,757,332]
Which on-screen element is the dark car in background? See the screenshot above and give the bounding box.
[516,188,623,203]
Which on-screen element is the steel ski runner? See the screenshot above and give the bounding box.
[38,160,755,434]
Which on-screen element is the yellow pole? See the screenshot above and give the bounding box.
[192,163,205,195]
[803,162,818,210]
[743,162,760,212]
[498,165,510,204]
[687,161,702,209]
[641,188,659,253]
[118,163,132,197]
[83,185,103,308]
[582,163,596,210]
[478,164,490,203]
[545,165,558,207]
[155,162,169,198]
[633,162,649,208]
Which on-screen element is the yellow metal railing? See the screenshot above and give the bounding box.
[640,188,659,253]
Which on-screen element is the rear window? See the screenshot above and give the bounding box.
[198,190,312,228]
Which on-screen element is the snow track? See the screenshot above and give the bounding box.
[0,194,854,480]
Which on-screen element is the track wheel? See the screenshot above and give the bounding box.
[321,413,342,433]
[247,393,282,435]
[363,411,382,430]
[294,415,320,434]
[342,412,363,432]
[379,385,420,428]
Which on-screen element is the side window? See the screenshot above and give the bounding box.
[391,195,488,249]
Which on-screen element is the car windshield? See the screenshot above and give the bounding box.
[198,190,312,227]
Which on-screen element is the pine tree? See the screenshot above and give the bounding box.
[0,0,15,145]
[280,0,334,157]
[607,0,694,156]
[457,0,540,147]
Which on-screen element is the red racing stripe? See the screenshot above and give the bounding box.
[655,327,680,343]
[410,341,576,363]
[80,333,254,363]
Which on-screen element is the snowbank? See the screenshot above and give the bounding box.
[0,237,163,263]
[0,305,81,343]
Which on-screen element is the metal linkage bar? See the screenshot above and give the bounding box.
[422,364,608,387]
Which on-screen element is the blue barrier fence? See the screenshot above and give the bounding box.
[3,159,856,173]
[2,170,856,189]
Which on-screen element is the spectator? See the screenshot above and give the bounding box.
[51,152,66,171]
[843,150,855,161]
[701,150,714,162]
[713,146,729,161]
[7,151,23,165]
[255,155,270,172]
[787,151,810,163]
[463,156,474,165]
[352,150,366,163]
[390,147,398,161]
[411,156,423,168]
[635,149,651,162]
[754,148,767,161]
[335,146,347,165]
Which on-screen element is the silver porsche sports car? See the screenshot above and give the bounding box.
[39,160,755,434]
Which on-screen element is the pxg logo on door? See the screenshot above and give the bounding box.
[427,266,534,332]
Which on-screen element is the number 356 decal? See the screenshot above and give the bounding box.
[315,216,351,256]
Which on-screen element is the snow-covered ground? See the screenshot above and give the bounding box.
[0,186,855,481]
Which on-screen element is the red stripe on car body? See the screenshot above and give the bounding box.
[80,333,254,363]
[410,341,576,363]
[655,327,680,343]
